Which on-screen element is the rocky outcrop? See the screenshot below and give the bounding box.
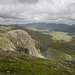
[0,30,44,58]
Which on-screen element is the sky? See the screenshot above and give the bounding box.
[0,0,75,25]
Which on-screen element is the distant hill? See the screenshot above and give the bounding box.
[19,23,75,34]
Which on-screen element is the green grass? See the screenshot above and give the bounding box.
[46,49,73,60]
[0,26,14,33]
[25,27,39,31]
[0,51,75,75]
[49,32,72,42]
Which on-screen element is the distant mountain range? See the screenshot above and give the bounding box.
[17,23,75,34]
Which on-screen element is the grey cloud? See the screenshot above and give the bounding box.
[0,0,75,24]
[17,0,39,3]
[0,0,39,4]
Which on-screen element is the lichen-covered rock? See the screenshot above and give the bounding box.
[1,30,44,58]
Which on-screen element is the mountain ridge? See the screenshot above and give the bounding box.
[16,23,75,34]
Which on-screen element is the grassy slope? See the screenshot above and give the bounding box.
[0,51,75,75]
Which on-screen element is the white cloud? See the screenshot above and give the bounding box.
[0,0,75,24]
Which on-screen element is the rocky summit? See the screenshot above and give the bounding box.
[0,30,44,58]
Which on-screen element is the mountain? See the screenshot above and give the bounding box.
[0,25,75,60]
[21,23,75,34]
[0,25,75,75]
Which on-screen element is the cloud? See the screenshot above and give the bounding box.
[17,0,39,3]
[0,0,39,4]
[0,0,75,24]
